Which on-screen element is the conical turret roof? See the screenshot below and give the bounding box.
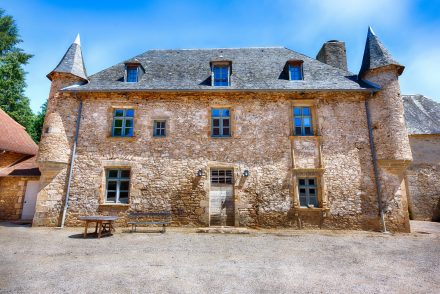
[359,27,404,77]
[47,34,88,81]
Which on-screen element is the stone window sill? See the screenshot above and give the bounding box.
[99,203,130,208]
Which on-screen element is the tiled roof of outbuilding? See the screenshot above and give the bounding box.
[359,27,404,77]
[0,108,38,155]
[47,34,88,81]
[403,94,440,135]
[66,47,370,92]
[0,155,40,177]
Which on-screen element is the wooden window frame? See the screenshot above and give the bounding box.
[105,169,131,204]
[153,120,167,137]
[211,108,231,138]
[210,168,234,184]
[298,177,319,208]
[211,61,231,86]
[112,108,135,137]
[293,106,314,136]
[287,60,304,81]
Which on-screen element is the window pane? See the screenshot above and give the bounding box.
[304,127,313,135]
[299,179,306,186]
[127,67,138,82]
[119,192,129,203]
[223,119,230,127]
[108,170,118,178]
[114,109,124,117]
[309,196,318,207]
[294,118,302,127]
[295,127,302,135]
[213,119,220,127]
[299,196,307,207]
[124,128,133,136]
[223,128,230,136]
[299,188,306,195]
[222,109,230,117]
[120,170,130,178]
[125,119,133,128]
[125,109,134,117]
[302,107,311,116]
[113,128,122,136]
[106,191,116,202]
[294,107,301,116]
[107,181,117,190]
[303,117,311,127]
[120,181,130,191]
[212,109,221,117]
[114,119,123,127]
[309,188,316,195]
[308,179,315,186]
[212,128,220,136]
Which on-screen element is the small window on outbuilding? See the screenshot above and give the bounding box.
[285,60,304,81]
[211,61,231,86]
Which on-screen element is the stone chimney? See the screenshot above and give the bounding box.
[316,40,347,71]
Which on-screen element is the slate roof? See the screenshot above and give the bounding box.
[0,107,38,155]
[47,34,88,81]
[65,47,370,92]
[403,95,440,135]
[359,27,404,77]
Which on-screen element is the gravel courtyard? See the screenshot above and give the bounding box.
[0,221,439,294]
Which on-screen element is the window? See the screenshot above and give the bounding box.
[112,109,134,137]
[211,169,233,184]
[212,65,230,86]
[153,120,166,137]
[211,108,231,137]
[288,64,303,80]
[106,169,130,204]
[298,178,318,207]
[293,106,313,136]
[126,66,138,82]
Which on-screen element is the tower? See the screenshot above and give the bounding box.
[33,34,88,226]
[359,27,412,232]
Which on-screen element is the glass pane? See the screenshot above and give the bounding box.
[119,192,129,203]
[309,196,318,207]
[212,128,220,136]
[294,107,301,116]
[107,181,117,190]
[125,119,133,128]
[222,109,230,117]
[108,170,118,178]
[223,128,230,136]
[295,127,302,135]
[308,179,315,186]
[125,128,133,136]
[106,191,116,202]
[309,188,316,195]
[302,107,311,116]
[121,170,130,178]
[299,188,306,195]
[127,68,137,82]
[114,109,124,117]
[299,179,306,186]
[125,109,134,117]
[120,181,130,191]
[223,119,230,127]
[294,118,302,127]
[304,127,312,135]
[114,119,123,127]
[213,119,220,127]
[299,196,307,207]
[303,117,311,127]
[212,109,221,117]
[113,128,122,136]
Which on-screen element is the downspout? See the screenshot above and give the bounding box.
[60,97,83,228]
[365,93,387,233]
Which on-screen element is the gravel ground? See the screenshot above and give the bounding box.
[0,221,439,294]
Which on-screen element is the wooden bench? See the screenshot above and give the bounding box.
[127,212,171,233]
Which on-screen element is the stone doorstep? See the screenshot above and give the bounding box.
[196,226,250,234]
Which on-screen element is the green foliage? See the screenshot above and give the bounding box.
[0,8,43,143]
[32,99,47,143]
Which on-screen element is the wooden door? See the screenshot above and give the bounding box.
[21,181,39,220]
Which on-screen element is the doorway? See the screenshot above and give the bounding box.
[209,169,234,226]
[21,181,39,220]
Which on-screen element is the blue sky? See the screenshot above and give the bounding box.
[2,0,440,112]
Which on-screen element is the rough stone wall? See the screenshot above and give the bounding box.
[0,177,39,220]
[31,86,411,231]
[407,135,440,221]
[316,41,348,71]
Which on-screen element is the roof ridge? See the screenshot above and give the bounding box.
[145,46,286,51]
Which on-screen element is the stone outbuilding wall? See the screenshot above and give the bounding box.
[406,135,440,221]
[0,176,39,220]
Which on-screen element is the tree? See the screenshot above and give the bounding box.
[32,99,47,143]
[0,8,38,141]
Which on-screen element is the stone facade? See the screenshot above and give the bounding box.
[0,176,39,220]
[33,30,414,232]
[406,135,440,221]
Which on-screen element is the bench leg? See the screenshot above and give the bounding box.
[83,221,88,238]
[161,224,166,233]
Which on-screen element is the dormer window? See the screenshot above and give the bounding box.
[211,61,231,86]
[126,66,138,82]
[286,60,304,80]
[124,62,144,83]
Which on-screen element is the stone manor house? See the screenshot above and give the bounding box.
[30,28,436,232]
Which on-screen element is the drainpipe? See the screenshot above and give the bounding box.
[60,98,83,228]
[364,93,387,233]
